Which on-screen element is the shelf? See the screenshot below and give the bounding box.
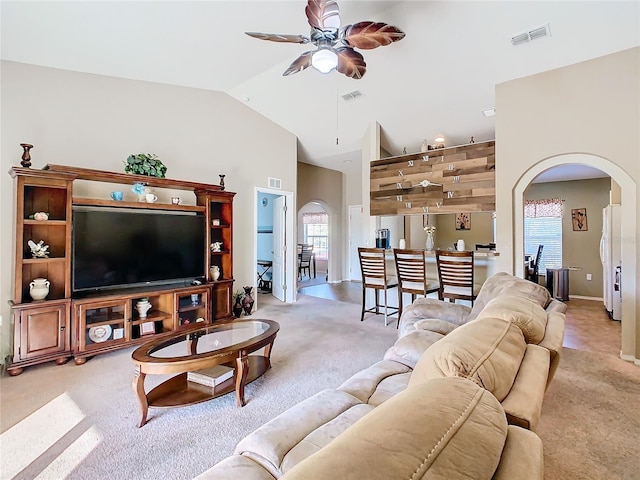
[178,303,204,313]
[131,310,172,325]
[73,197,206,213]
[23,220,67,226]
[45,164,226,193]
[22,257,66,264]
[85,318,125,328]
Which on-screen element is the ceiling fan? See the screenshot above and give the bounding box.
[245,0,405,79]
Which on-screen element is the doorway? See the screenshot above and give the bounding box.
[255,187,296,305]
[297,201,329,289]
[513,153,637,363]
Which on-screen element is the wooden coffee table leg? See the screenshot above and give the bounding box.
[133,366,149,427]
[264,340,275,368]
[235,352,249,407]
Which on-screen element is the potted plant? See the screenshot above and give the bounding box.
[233,289,244,318]
[124,153,167,178]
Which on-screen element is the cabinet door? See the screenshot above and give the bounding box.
[175,287,210,328]
[212,281,233,320]
[76,299,128,352]
[17,304,69,360]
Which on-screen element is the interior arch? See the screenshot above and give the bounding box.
[513,153,637,362]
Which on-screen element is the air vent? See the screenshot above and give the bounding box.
[341,90,363,101]
[268,177,282,189]
[511,23,550,46]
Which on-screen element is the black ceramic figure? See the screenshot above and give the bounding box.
[242,286,254,315]
[233,295,244,318]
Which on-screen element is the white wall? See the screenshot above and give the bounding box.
[1,61,297,362]
[496,47,639,362]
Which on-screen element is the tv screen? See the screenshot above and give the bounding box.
[72,208,205,293]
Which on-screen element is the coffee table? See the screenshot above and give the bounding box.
[131,319,279,427]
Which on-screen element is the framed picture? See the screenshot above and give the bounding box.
[455,213,471,230]
[140,322,156,335]
[572,208,588,231]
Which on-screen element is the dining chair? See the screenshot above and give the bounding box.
[298,244,313,280]
[358,247,399,326]
[393,248,440,326]
[435,250,480,304]
[527,245,544,284]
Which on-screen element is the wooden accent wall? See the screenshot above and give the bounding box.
[370,140,495,216]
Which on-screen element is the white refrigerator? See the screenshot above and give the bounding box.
[600,205,622,321]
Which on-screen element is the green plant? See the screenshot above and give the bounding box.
[233,289,245,300]
[124,153,167,178]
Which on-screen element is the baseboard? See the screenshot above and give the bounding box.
[569,295,604,301]
[619,352,639,365]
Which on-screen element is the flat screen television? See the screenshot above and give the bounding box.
[72,208,205,293]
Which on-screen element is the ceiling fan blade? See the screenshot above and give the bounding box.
[305,0,340,30]
[342,21,406,49]
[245,32,310,44]
[335,47,366,79]
[283,51,314,76]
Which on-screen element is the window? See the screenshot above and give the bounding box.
[524,199,563,274]
[303,213,328,260]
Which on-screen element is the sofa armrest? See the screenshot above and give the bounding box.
[492,426,544,480]
[399,298,471,336]
[537,311,565,388]
[195,455,277,480]
[337,359,411,403]
[501,344,550,431]
[235,389,362,478]
[546,298,567,314]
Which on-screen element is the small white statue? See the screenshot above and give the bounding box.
[28,240,50,258]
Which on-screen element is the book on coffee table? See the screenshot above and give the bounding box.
[187,365,234,387]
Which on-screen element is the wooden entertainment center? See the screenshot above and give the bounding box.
[8,164,235,375]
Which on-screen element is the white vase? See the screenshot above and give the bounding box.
[29,277,50,300]
[425,232,435,251]
[136,300,152,318]
[210,265,221,281]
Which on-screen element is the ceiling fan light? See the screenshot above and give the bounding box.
[311,48,338,74]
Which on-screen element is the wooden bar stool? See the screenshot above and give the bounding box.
[393,248,439,326]
[358,247,398,326]
[435,250,480,304]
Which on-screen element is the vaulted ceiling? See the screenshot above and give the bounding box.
[2,1,638,175]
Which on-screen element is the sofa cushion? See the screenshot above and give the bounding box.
[234,389,362,478]
[469,272,552,321]
[409,316,527,402]
[383,329,444,368]
[476,295,548,344]
[399,297,471,336]
[280,377,508,480]
[414,318,459,335]
[194,455,277,480]
[492,426,544,480]
[337,359,411,403]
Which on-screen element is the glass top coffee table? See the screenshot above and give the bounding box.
[131,319,279,427]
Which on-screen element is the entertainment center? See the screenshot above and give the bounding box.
[8,164,235,375]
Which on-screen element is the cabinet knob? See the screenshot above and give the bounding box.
[60,326,66,331]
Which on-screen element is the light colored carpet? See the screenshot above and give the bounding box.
[0,294,397,480]
[537,347,640,480]
[2,294,639,479]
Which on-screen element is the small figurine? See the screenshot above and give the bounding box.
[28,240,50,258]
[28,212,49,221]
[219,174,226,191]
[242,286,254,315]
[20,144,33,168]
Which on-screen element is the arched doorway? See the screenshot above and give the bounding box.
[298,201,331,288]
[513,153,637,363]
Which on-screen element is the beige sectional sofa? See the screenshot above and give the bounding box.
[197,273,565,480]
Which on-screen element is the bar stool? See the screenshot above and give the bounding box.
[358,247,398,326]
[435,250,480,304]
[393,248,440,326]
